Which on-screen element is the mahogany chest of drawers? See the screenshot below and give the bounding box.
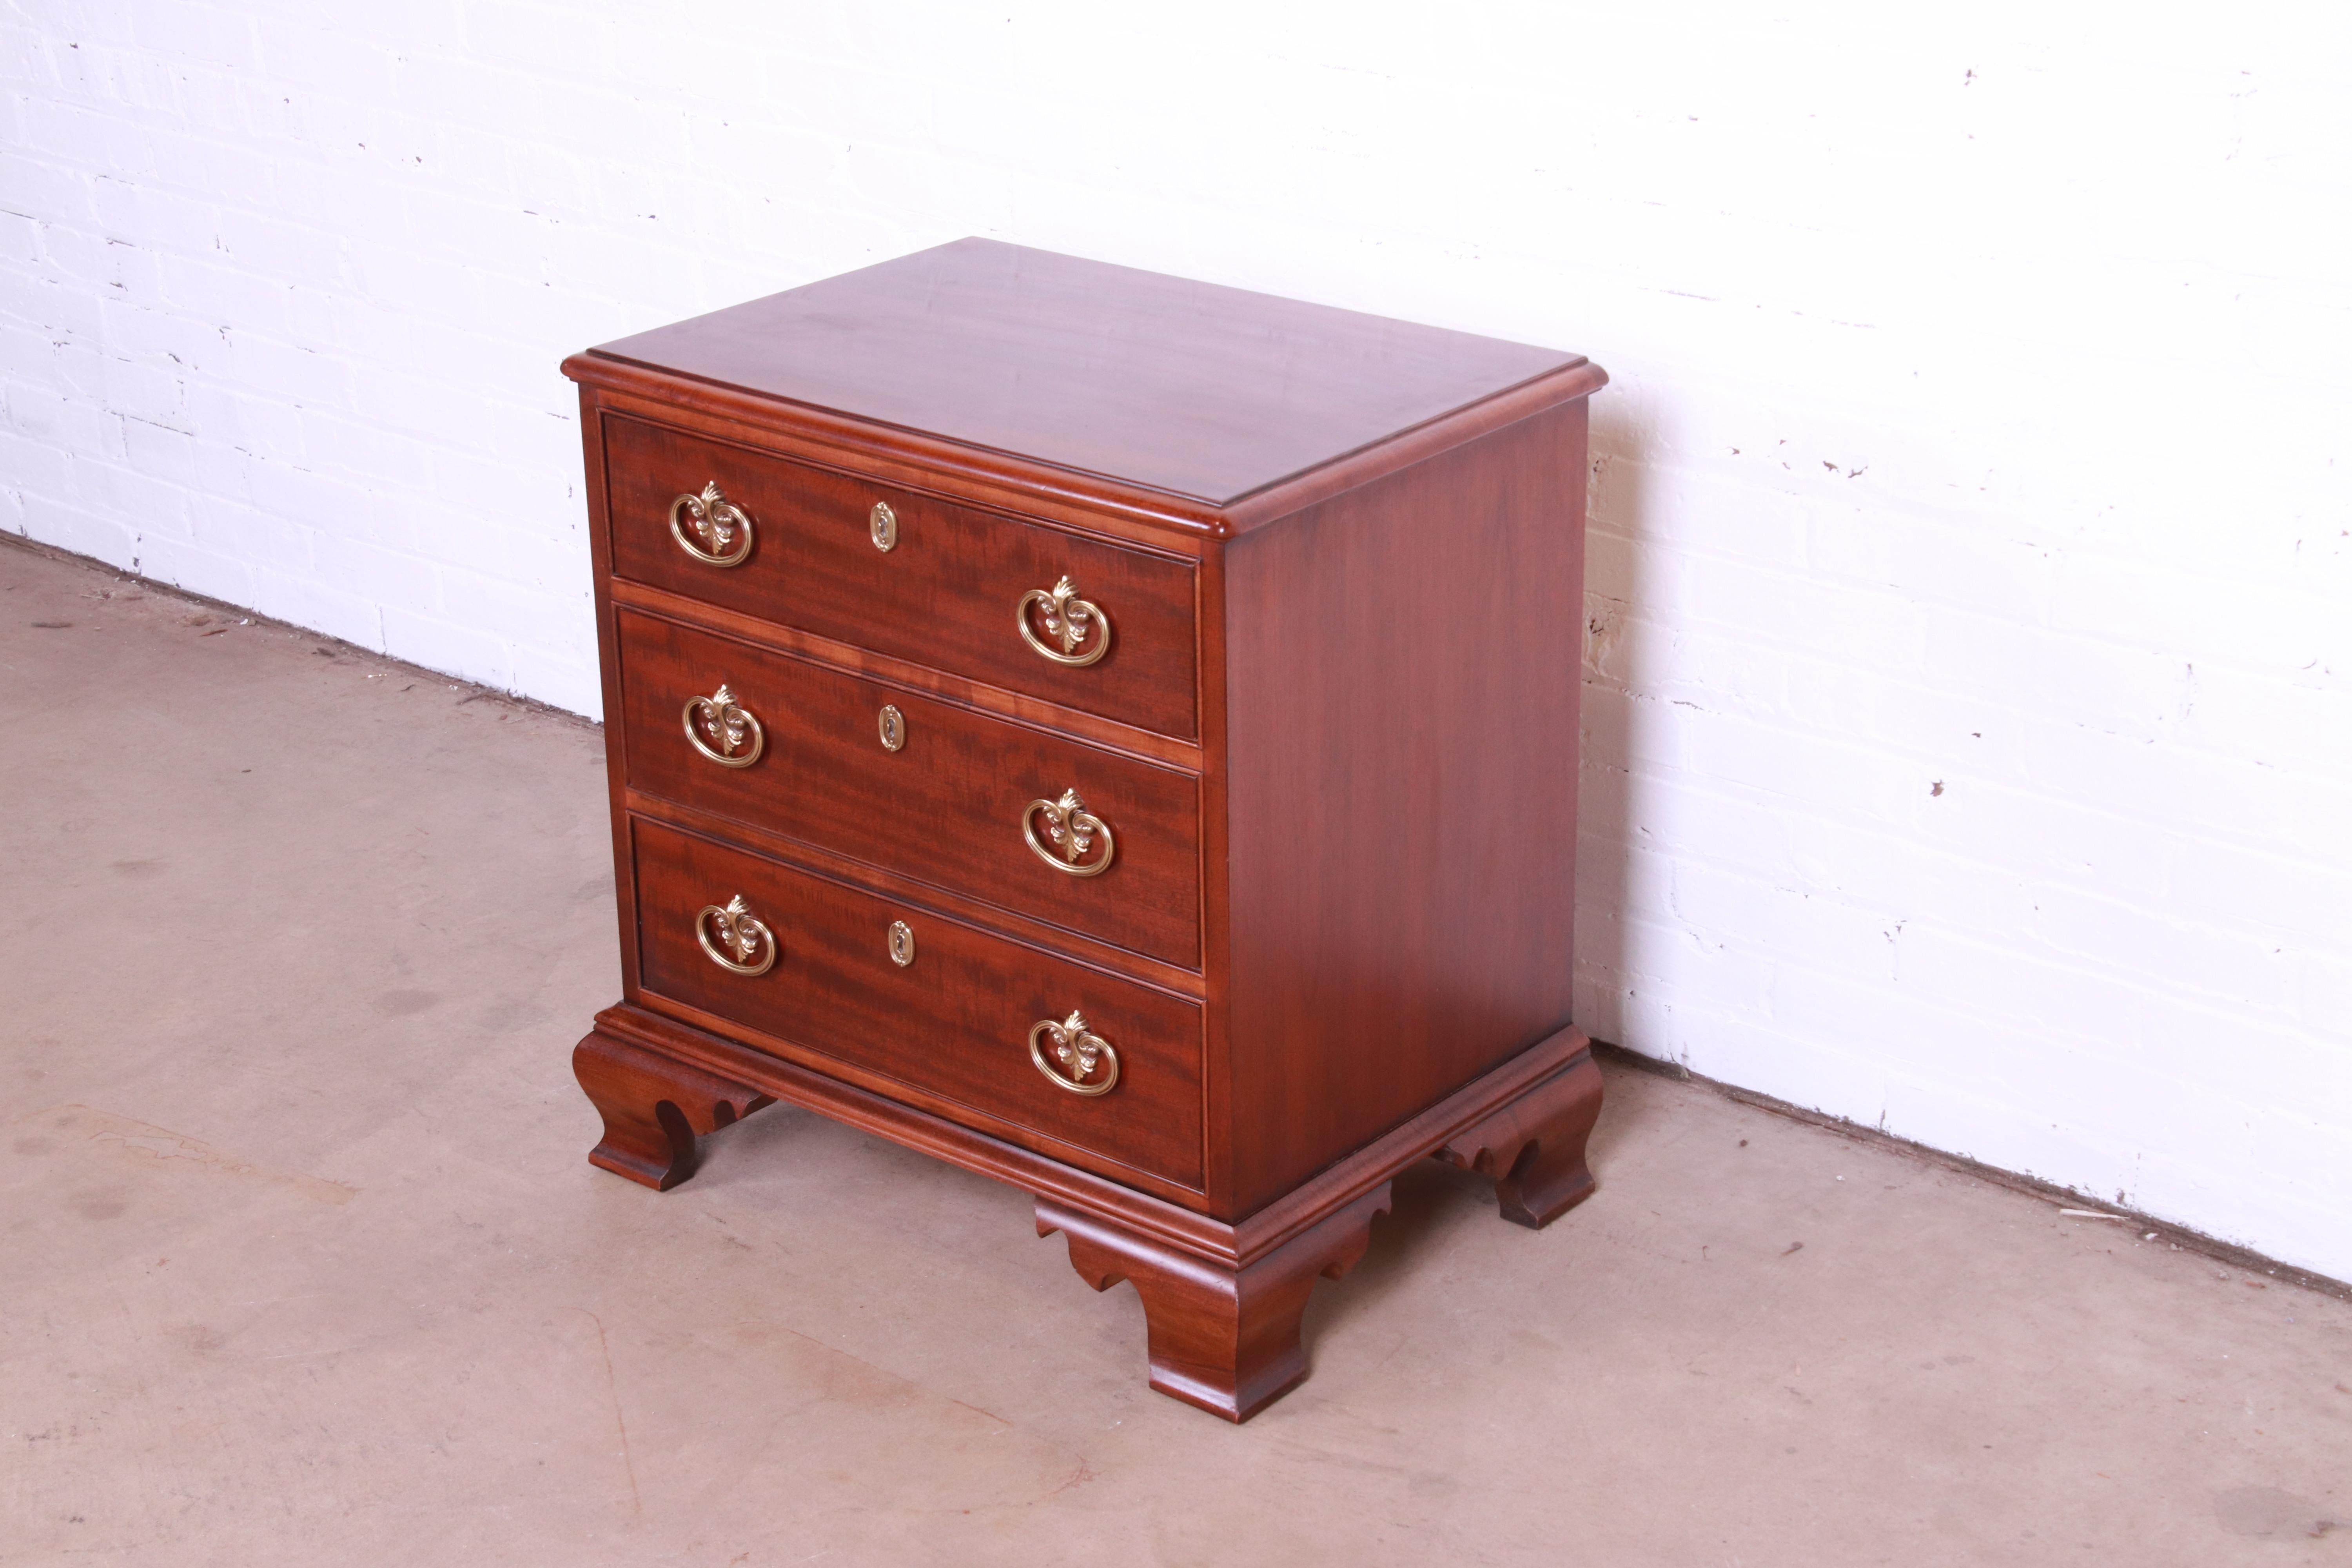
[561,239,1608,1421]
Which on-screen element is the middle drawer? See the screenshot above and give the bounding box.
[614,606,1202,969]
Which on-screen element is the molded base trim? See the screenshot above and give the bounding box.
[1436,1049,1605,1228]
[573,1027,773,1191]
[570,1004,1602,1417]
[1038,1184,1390,1421]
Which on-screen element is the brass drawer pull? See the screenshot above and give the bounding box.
[1022,788,1114,877]
[1016,575,1111,666]
[695,894,777,976]
[682,683,764,768]
[1030,1011,1119,1096]
[669,481,753,567]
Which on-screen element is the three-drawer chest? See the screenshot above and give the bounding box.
[561,239,1609,1421]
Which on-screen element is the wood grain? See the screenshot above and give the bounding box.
[1037,1183,1390,1422]
[602,412,1199,738]
[1436,1047,1605,1228]
[1217,399,1590,1213]
[587,237,1591,506]
[610,576,1200,771]
[572,1027,773,1191]
[615,605,1202,969]
[578,1000,1593,1422]
[630,815,1206,1190]
[563,240,1608,1420]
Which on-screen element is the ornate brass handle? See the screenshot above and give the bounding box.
[1016,575,1111,666]
[1030,1010,1119,1096]
[682,683,764,768]
[669,481,753,567]
[695,894,777,976]
[1022,788,1115,877]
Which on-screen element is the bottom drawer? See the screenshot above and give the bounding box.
[630,815,1204,1190]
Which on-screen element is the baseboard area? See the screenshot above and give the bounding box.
[13,533,2338,1306]
[1592,1040,2351,1304]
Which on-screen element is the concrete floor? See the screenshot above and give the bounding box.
[2,536,2348,1567]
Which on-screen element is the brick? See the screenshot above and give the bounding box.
[209,207,348,287]
[127,4,258,72]
[87,177,222,254]
[1,270,107,344]
[181,381,305,463]
[458,0,611,80]
[378,600,513,691]
[0,2,2345,1283]
[308,530,441,615]
[3,377,122,457]
[0,213,38,265]
[0,322,61,385]
[242,455,397,540]
[246,561,388,652]
[156,252,296,336]
[69,450,190,526]
[134,530,257,604]
[0,152,100,225]
[212,329,352,409]
[249,19,396,98]
[19,492,137,565]
[505,637,601,721]
[16,100,152,180]
[0,427,77,498]
[96,296,225,370]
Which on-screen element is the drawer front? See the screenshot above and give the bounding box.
[616,608,1201,968]
[603,414,1198,739]
[631,817,1203,1189]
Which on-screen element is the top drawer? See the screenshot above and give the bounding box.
[601,415,1199,739]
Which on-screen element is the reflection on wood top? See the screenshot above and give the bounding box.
[585,238,1596,506]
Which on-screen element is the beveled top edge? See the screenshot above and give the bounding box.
[569,238,1605,511]
[562,350,1607,542]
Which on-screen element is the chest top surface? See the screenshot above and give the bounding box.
[584,238,1588,506]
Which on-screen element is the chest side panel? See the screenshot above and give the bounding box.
[1218,399,1590,1215]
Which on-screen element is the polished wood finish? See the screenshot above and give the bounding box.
[602,414,1200,737]
[615,606,1202,967]
[563,240,1606,1420]
[1220,397,1590,1211]
[1437,1047,1606,1229]
[621,784,1207,1003]
[583,1003,1594,1267]
[572,1027,772,1192]
[1038,1183,1390,1421]
[576,1001,1592,1419]
[630,815,1205,1190]
[610,575,1201,772]
[589,237,1590,506]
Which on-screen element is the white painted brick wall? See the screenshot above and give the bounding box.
[5,1,2347,1275]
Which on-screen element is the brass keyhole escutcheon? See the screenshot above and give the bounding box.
[669,481,753,567]
[869,501,898,552]
[1016,576,1111,667]
[1030,1011,1119,1096]
[887,920,916,967]
[1022,788,1115,877]
[878,703,905,752]
[682,683,764,768]
[695,894,777,976]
